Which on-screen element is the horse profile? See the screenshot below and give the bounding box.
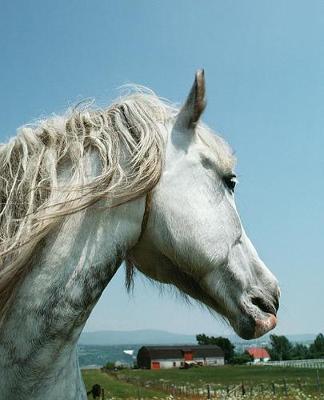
[0,71,279,399]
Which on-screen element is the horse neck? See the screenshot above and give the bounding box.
[0,197,145,399]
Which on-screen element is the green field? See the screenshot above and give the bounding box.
[82,369,166,398]
[83,366,324,399]
[115,365,323,385]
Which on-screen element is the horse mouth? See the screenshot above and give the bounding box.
[234,312,277,340]
[233,297,279,340]
[254,314,277,338]
[202,290,278,340]
[196,275,279,340]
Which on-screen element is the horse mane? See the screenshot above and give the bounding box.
[0,88,175,322]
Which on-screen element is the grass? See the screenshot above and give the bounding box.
[82,366,324,399]
[82,369,165,398]
[116,365,324,386]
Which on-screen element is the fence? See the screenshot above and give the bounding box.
[266,359,324,369]
[110,370,324,399]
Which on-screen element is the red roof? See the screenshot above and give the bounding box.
[246,347,270,359]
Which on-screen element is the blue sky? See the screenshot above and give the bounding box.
[1,1,323,336]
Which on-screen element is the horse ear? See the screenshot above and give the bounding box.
[176,69,206,130]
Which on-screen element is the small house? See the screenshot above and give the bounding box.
[137,345,224,369]
[246,347,270,363]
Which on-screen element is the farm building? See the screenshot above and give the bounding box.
[246,347,270,363]
[137,345,224,369]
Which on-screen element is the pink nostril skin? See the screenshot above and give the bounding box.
[254,314,277,338]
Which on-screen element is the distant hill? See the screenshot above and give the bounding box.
[79,329,320,346]
[78,344,142,367]
[79,329,196,346]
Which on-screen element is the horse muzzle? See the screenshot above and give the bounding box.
[232,312,278,340]
[230,291,279,340]
[254,314,277,338]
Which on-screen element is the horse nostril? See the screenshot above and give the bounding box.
[251,296,277,316]
[273,296,280,313]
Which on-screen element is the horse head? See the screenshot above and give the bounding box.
[130,71,280,339]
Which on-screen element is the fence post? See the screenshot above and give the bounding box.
[283,378,288,395]
[271,382,276,395]
[101,388,105,400]
[316,369,321,393]
[136,382,140,400]
[241,381,246,396]
[207,384,211,399]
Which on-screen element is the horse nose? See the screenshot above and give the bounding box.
[273,292,280,313]
[251,292,279,316]
[272,285,281,313]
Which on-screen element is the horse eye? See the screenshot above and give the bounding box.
[223,174,237,192]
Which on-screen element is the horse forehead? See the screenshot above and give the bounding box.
[196,127,236,173]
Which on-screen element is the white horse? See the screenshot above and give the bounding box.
[0,71,279,399]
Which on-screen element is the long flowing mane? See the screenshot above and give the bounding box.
[0,89,174,322]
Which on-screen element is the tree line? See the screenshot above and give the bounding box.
[267,333,324,361]
[196,333,324,364]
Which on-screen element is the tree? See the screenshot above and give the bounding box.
[290,343,309,360]
[267,334,293,361]
[309,333,324,358]
[196,334,235,363]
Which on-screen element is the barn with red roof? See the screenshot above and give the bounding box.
[246,347,270,363]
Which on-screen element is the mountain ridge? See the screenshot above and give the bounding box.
[79,329,319,346]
